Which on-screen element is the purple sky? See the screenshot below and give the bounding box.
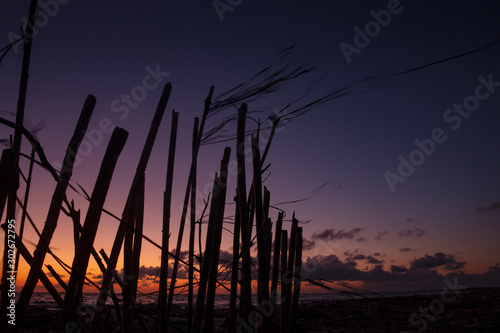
[1,0,500,292]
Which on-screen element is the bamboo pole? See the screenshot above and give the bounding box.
[16,94,96,329]
[271,212,283,306]
[0,149,17,327]
[56,127,128,330]
[0,224,63,307]
[290,227,302,333]
[192,174,220,332]
[236,104,252,328]
[14,146,35,273]
[204,147,231,332]
[229,195,240,332]
[99,249,123,325]
[166,86,214,323]
[131,173,145,300]
[188,116,199,333]
[3,0,37,324]
[123,173,145,333]
[159,110,178,333]
[252,135,271,333]
[0,149,16,220]
[91,83,171,333]
[46,264,67,290]
[280,230,289,333]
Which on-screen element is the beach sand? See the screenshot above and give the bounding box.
[19,287,500,332]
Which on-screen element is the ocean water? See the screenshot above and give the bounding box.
[21,289,442,311]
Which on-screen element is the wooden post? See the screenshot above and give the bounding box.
[188,117,199,333]
[290,227,302,333]
[16,94,96,328]
[167,86,214,323]
[158,110,178,332]
[252,135,271,333]
[91,83,172,333]
[46,265,67,290]
[280,230,288,333]
[193,173,220,332]
[0,224,63,307]
[271,212,283,307]
[56,127,128,330]
[204,147,231,331]
[229,194,240,332]
[235,104,252,329]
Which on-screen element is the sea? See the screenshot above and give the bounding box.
[22,290,443,310]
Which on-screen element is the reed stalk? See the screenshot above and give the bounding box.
[158,110,178,332]
[16,95,96,329]
[91,83,171,332]
[188,116,199,333]
[56,127,128,330]
[166,86,214,323]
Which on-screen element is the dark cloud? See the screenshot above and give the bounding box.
[305,252,472,287]
[390,265,408,273]
[302,238,316,250]
[398,228,426,238]
[366,256,384,264]
[372,252,381,257]
[357,237,367,242]
[405,217,419,223]
[374,231,387,241]
[409,252,466,271]
[476,201,500,212]
[399,247,417,252]
[344,250,384,265]
[311,228,363,241]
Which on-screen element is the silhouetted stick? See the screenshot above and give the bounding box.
[271,212,283,307]
[46,264,67,290]
[236,104,252,327]
[0,224,63,307]
[229,195,240,332]
[0,149,16,232]
[132,173,145,299]
[280,230,288,333]
[166,86,214,323]
[3,0,37,323]
[193,174,220,332]
[290,227,302,333]
[0,149,17,327]
[188,116,198,333]
[91,83,171,333]
[57,127,128,331]
[204,147,231,332]
[14,147,35,273]
[16,94,96,329]
[252,135,271,333]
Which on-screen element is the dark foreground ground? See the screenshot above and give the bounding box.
[20,287,500,332]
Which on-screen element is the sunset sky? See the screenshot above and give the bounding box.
[1,0,500,295]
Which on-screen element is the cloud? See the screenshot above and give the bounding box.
[344,250,384,264]
[302,238,316,250]
[357,237,367,242]
[399,247,417,252]
[409,252,466,271]
[390,265,408,273]
[374,231,388,241]
[476,201,500,212]
[311,228,363,241]
[398,228,426,238]
[405,217,419,223]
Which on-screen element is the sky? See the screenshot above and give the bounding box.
[1,0,500,295]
